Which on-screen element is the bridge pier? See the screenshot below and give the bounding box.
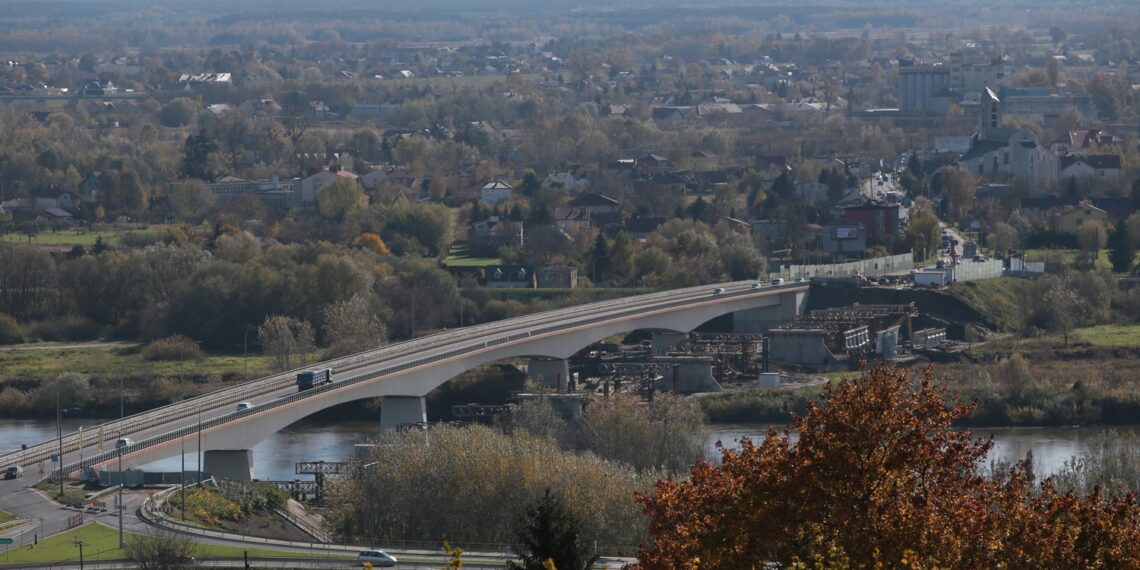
[380,396,427,432]
[651,331,689,355]
[733,291,807,332]
[203,450,254,481]
[527,358,569,391]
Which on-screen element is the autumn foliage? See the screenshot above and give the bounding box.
[632,363,1140,569]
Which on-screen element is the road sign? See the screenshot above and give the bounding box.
[0,538,13,545]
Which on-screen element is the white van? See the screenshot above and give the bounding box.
[236,402,254,412]
[115,437,133,449]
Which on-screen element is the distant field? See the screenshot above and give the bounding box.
[0,226,163,247]
[0,342,271,380]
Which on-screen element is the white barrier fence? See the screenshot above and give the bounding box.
[770,253,915,280]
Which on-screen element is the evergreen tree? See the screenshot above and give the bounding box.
[507,489,598,570]
[590,235,610,282]
[1108,222,1136,273]
[182,132,217,180]
[907,151,923,179]
[770,172,795,201]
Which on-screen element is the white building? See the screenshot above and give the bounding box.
[479,181,513,206]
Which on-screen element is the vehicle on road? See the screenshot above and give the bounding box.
[4,465,23,479]
[357,550,397,567]
[750,282,762,289]
[794,277,807,283]
[115,437,133,449]
[712,287,726,295]
[296,368,334,392]
[236,402,253,412]
[770,278,784,285]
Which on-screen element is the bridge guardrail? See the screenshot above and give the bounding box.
[47,282,806,477]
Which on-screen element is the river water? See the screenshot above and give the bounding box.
[1,418,1134,481]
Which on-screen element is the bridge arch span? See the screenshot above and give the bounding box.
[73,285,807,473]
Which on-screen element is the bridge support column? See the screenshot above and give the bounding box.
[651,332,688,355]
[380,396,427,433]
[527,358,569,391]
[203,450,254,481]
[733,291,808,332]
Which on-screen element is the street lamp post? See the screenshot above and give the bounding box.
[117,431,124,549]
[56,390,63,498]
[197,407,202,485]
[180,432,186,520]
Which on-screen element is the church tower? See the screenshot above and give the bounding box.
[980,87,1003,138]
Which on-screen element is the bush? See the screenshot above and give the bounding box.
[142,335,206,361]
[0,313,24,344]
[26,316,101,342]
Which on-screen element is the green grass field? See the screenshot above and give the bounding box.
[1022,248,1114,272]
[0,342,271,379]
[1071,324,1140,347]
[0,509,15,524]
[0,227,161,247]
[0,523,348,565]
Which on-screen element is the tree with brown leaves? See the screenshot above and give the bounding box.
[632,363,1140,569]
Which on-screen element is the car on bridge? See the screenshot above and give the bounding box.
[358,550,397,567]
[712,287,726,295]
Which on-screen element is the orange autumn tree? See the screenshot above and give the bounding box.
[632,363,1140,570]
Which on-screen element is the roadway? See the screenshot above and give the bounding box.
[0,280,806,483]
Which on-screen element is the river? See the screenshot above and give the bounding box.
[1,418,1135,481]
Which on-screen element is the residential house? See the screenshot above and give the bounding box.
[624,216,667,240]
[1091,196,1134,224]
[479,181,513,206]
[33,187,78,212]
[1050,129,1117,153]
[300,166,358,205]
[637,154,671,173]
[361,166,414,191]
[176,73,232,89]
[820,218,867,261]
[536,265,578,289]
[80,170,117,203]
[842,202,903,243]
[650,106,696,127]
[485,264,534,289]
[469,216,524,257]
[542,171,589,191]
[1059,154,1121,186]
[567,192,620,216]
[1052,201,1108,236]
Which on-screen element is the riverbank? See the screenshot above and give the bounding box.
[698,327,1140,428]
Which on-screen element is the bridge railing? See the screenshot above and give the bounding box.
[43,281,807,477]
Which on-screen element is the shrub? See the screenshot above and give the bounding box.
[26,316,101,342]
[0,313,24,344]
[142,335,206,361]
